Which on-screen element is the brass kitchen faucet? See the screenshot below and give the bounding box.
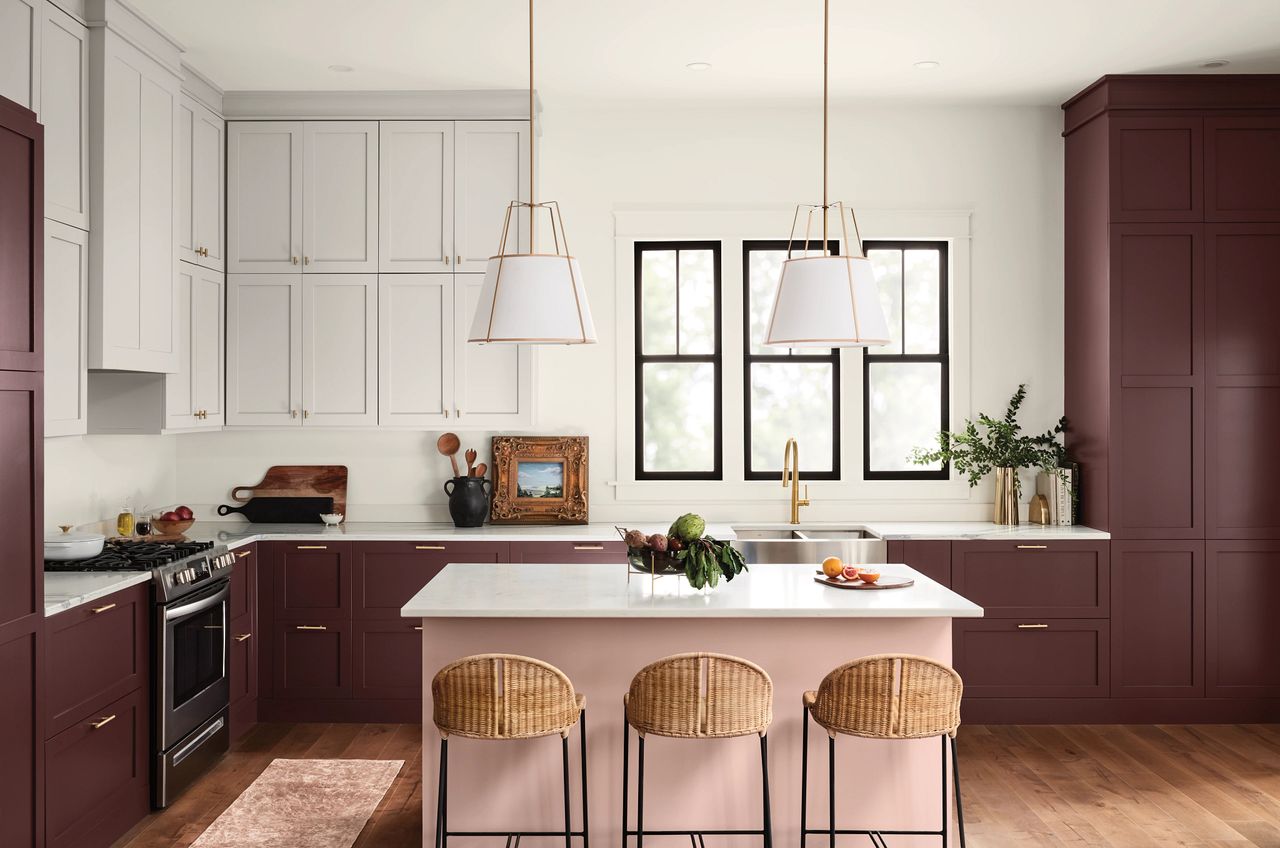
[783,437,810,524]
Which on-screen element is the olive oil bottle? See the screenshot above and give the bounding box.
[116,505,134,537]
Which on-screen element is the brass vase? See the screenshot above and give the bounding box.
[993,466,1020,525]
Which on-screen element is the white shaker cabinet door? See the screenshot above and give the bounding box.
[378,274,452,427]
[167,262,224,430]
[227,121,303,273]
[452,274,533,426]
[378,121,452,272]
[165,263,197,429]
[176,97,196,265]
[302,121,378,273]
[0,0,39,111]
[179,96,225,270]
[226,274,302,425]
[40,2,88,229]
[301,274,377,426]
[453,121,529,272]
[44,220,87,437]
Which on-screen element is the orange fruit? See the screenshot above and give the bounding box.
[821,556,844,578]
[841,564,861,581]
[857,567,881,583]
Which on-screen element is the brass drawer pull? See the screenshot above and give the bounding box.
[1017,623,1049,629]
[413,625,423,631]
[574,545,605,551]
[295,625,327,631]
[91,603,117,614]
[416,545,446,550]
[235,633,253,642]
[90,714,117,729]
[296,545,328,550]
[237,550,252,558]
[1016,545,1048,550]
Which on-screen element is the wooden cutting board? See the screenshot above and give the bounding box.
[232,465,348,515]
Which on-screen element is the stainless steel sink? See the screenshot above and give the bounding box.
[731,526,887,565]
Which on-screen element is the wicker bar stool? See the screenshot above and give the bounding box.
[432,654,588,848]
[800,654,966,848]
[621,652,773,848]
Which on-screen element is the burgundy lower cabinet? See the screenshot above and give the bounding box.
[228,544,257,622]
[273,541,352,619]
[273,618,352,700]
[951,541,1110,618]
[0,619,41,848]
[1111,541,1205,698]
[228,612,258,739]
[353,541,507,618]
[353,620,424,700]
[886,540,951,587]
[1206,540,1280,698]
[953,619,1110,699]
[509,540,626,563]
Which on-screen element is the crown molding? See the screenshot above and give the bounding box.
[221,89,541,121]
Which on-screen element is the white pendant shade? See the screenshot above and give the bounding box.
[468,254,597,344]
[765,254,891,348]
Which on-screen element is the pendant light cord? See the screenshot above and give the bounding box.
[529,0,536,247]
[822,0,829,246]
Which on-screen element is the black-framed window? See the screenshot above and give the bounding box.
[863,241,950,480]
[634,241,723,480]
[742,240,840,479]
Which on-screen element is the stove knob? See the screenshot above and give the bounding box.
[173,571,186,585]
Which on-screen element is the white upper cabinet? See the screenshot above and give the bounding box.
[227,121,303,273]
[302,274,377,425]
[178,92,224,271]
[40,1,88,229]
[379,121,452,272]
[303,122,378,273]
[454,120,529,271]
[452,273,533,426]
[44,220,88,436]
[378,274,452,427]
[226,274,302,425]
[166,261,223,430]
[0,0,39,111]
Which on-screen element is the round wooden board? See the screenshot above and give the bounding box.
[813,574,915,590]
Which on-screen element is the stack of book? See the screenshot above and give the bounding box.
[1035,467,1076,526]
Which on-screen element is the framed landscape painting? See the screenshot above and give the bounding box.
[490,436,589,524]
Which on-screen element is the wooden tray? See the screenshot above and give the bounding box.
[813,574,915,590]
[232,465,348,515]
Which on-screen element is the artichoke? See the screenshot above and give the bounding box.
[668,513,706,543]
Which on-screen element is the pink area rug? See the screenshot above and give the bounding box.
[191,758,404,848]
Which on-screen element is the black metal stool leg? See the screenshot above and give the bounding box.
[435,738,446,848]
[562,732,572,848]
[800,707,809,848]
[941,735,949,848]
[580,709,590,848]
[760,733,773,848]
[621,711,629,848]
[636,735,646,848]
[440,737,449,848]
[828,734,835,848]
[951,735,967,848]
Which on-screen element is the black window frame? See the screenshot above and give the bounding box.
[862,240,950,481]
[633,241,724,481]
[742,239,842,480]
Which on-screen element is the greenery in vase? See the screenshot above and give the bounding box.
[909,384,1067,489]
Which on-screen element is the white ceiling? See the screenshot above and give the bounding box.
[132,0,1280,105]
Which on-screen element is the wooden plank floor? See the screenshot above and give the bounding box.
[115,723,1280,847]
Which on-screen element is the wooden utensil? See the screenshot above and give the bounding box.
[231,465,348,515]
[464,448,477,476]
[437,433,461,477]
[472,462,487,478]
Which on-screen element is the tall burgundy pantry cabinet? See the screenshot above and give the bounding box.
[0,94,45,848]
[1064,75,1280,718]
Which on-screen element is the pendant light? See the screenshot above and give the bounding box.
[468,0,596,345]
[764,0,890,348]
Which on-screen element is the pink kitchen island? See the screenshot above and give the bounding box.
[403,562,984,847]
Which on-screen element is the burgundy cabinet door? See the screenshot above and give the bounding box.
[954,618,1109,699]
[0,371,41,629]
[509,540,626,564]
[886,540,951,587]
[228,544,257,622]
[273,619,352,700]
[1206,541,1280,698]
[229,613,257,705]
[273,542,351,619]
[353,541,507,620]
[353,620,423,700]
[1205,225,1280,539]
[0,97,42,372]
[951,541,1110,618]
[0,622,41,848]
[1108,116,1203,222]
[45,583,148,737]
[44,687,148,848]
[1111,541,1204,698]
[1205,116,1280,222]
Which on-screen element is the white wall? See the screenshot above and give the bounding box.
[45,435,178,528]
[45,98,1066,528]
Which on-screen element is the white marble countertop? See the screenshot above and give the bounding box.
[854,521,1109,541]
[401,562,984,619]
[45,571,151,617]
[185,521,736,548]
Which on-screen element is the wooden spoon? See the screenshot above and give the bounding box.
[473,462,488,478]
[436,433,461,477]
[464,448,477,476]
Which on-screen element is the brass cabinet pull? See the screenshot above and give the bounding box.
[304,256,310,265]
[290,409,298,418]
[444,255,450,266]
[413,625,423,631]
[91,603,117,614]
[1017,623,1049,629]
[237,550,251,558]
[443,409,449,418]
[291,255,299,265]
[456,255,461,264]
[90,714,117,729]
[1016,545,1048,550]
[303,409,310,419]
[573,545,605,551]
[235,633,252,642]
[416,545,446,551]
[295,625,327,631]
[296,545,327,550]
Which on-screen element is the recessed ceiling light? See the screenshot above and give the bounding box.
[913,60,941,70]
[328,64,354,73]
[686,61,712,72]
[1200,59,1230,69]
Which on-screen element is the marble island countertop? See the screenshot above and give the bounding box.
[401,561,984,619]
[45,571,151,616]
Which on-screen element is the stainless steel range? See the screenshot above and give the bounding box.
[46,539,239,807]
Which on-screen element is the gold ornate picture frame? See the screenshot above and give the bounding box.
[490,436,589,524]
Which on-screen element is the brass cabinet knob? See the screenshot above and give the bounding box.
[291,255,299,265]
[303,256,310,265]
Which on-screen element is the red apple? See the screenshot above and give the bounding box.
[161,511,181,521]
[175,505,194,520]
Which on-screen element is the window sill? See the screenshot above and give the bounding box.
[607,478,976,503]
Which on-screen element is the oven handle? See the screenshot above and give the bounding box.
[164,583,230,621]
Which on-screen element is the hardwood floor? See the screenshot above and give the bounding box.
[114,723,1280,847]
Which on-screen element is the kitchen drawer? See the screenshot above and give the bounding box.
[954,618,1110,698]
[45,583,149,738]
[273,618,352,700]
[228,544,257,622]
[509,540,627,564]
[952,541,1110,617]
[353,620,423,700]
[44,687,148,848]
[353,541,507,619]
[273,541,352,618]
[229,612,257,706]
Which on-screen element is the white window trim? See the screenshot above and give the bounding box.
[611,206,974,504]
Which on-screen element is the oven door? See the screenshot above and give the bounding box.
[157,579,231,751]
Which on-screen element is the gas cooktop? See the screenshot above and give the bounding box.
[45,539,216,572]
